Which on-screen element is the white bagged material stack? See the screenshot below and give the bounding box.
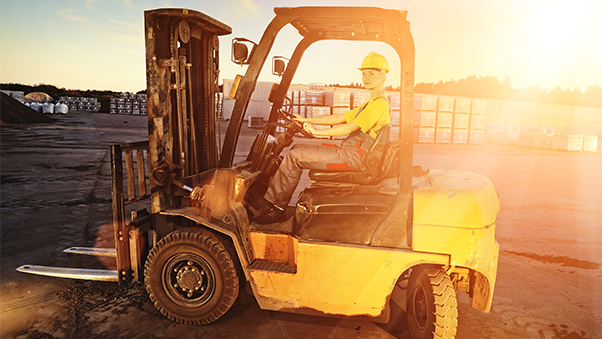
[30,102,43,113]
[553,134,583,151]
[518,132,532,148]
[42,102,54,114]
[54,103,69,114]
[507,125,521,146]
[583,135,598,152]
[531,128,554,149]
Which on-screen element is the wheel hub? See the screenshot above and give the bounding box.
[175,261,206,295]
[413,286,428,329]
[163,254,215,307]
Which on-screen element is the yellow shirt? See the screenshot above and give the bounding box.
[343,95,390,139]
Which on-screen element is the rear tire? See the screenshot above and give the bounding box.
[407,267,458,339]
[144,228,239,325]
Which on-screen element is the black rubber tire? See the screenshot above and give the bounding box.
[144,228,239,325]
[407,267,458,339]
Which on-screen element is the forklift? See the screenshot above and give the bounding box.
[18,7,500,339]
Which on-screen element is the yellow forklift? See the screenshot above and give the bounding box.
[18,7,500,338]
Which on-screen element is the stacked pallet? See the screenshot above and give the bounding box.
[60,96,101,112]
[436,97,454,143]
[307,106,332,131]
[387,93,401,140]
[414,94,437,143]
[452,98,470,144]
[109,93,147,115]
[324,90,350,107]
[353,90,371,108]
[469,99,486,144]
[553,134,584,151]
[305,90,324,106]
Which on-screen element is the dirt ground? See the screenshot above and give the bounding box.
[1,112,601,339]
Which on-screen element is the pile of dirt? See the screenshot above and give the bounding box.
[24,92,53,103]
[0,91,54,125]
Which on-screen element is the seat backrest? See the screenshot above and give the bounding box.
[359,124,391,182]
[307,124,391,184]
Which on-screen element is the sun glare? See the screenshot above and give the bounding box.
[530,4,576,49]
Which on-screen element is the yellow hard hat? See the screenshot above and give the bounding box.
[358,52,389,73]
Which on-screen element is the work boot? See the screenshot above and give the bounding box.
[253,204,286,224]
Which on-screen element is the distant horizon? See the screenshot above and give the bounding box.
[1,1,601,94]
[2,74,600,96]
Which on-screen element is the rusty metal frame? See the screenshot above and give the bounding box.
[110,141,150,284]
[144,8,231,214]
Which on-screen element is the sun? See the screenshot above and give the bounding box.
[530,4,576,49]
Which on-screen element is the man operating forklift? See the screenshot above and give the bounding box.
[255,52,392,224]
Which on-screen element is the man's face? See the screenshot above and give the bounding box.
[361,69,385,90]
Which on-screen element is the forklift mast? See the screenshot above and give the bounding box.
[144,9,231,213]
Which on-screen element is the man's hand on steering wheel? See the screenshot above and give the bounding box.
[302,122,317,135]
[277,108,313,138]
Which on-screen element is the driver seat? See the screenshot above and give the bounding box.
[308,124,391,185]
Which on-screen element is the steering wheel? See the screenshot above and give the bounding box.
[277,106,314,138]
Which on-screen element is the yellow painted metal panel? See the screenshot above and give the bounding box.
[413,170,500,228]
[248,243,449,318]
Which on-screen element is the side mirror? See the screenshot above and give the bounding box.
[272,56,289,76]
[231,38,256,65]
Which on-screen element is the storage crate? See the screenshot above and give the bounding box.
[471,99,487,114]
[437,112,453,128]
[470,114,486,130]
[435,127,452,143]
[416,111,436,127]
[248,116,264,128]
[469,130,485,144]
[414,94,437,111]
[454,97,471,113]
[418,127,435,143]
[437,97,454,112]
[453,129,468,144]
[453,113,470,129]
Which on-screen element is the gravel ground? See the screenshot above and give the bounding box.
[1,112,600,339]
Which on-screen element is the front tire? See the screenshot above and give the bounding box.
[407,267,458,339]
[144,228,239,325]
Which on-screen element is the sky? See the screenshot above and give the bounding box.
[0,0,601,93]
